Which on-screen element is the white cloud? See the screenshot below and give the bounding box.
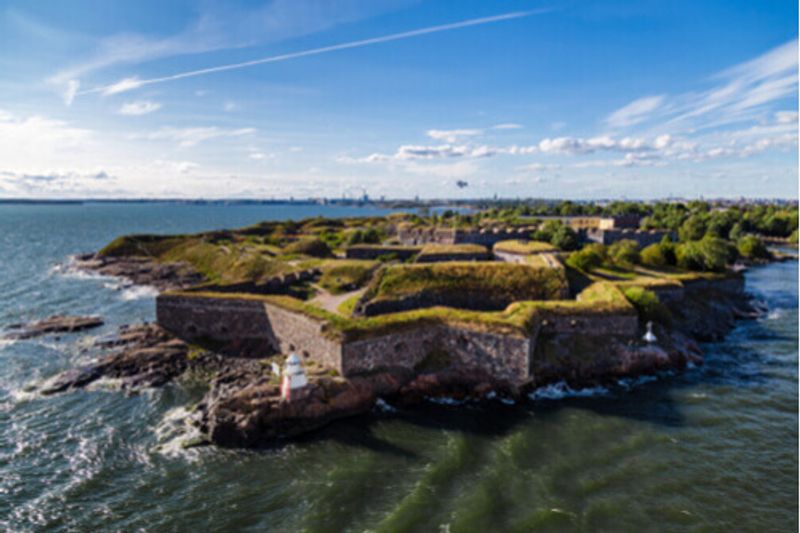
[426,129,483,143]
[492,123,523,130]
[118,100,162,115]
[775,110,798,124]
[605,95,665,128]
[134,126,256,147]
[102,77,145,95]
[537,135,653,155]
[223,101,239,112]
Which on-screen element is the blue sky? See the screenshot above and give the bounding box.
[0,0,796,199]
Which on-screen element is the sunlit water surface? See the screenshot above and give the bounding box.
[0,203,796,532]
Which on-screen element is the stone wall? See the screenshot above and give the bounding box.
[345,245,420,261]
[157,294,343,369]
[539,312,638,336]
[415,250,490,263]
[584,228,674,247]
[340,325,534,385]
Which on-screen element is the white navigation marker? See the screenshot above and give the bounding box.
[643,321,657,343]
[281,353,308,401]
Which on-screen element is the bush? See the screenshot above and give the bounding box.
[679,215,706,242]
[550,226,579,251]
[622,287,672,325]
[283,238,333,258]
[736,235,770,260]
[640,243,667,267]
[608,239,640,266]
[566,243,606,272]
[676,236,734,272]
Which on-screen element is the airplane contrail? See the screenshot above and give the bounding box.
[78,10,546,97]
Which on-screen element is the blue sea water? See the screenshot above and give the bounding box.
[0,203,796,532]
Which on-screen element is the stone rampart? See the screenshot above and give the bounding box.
[345,245,420,261]
[341,325,534,385]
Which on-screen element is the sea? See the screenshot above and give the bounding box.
[0,202,796,532]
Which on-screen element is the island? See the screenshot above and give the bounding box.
[38,200,796,448]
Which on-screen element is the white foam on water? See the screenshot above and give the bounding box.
[375,397,397,413]
[426,396,465,406]
[766,309,782,320]
[120,285,159,301]
[529,380,610,401]
[152,406,204,461]
[617,374,658,390]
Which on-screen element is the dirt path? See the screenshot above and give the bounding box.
[311,287,365,315]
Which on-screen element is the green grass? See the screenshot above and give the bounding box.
[418,243,488,255]
[367,262,568,304]
[318,260,379,294]
[493,239,556,254]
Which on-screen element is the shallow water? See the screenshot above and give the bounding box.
[0,203,796,532]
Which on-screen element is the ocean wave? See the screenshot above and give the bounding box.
[120,285,159,300]
[152,406,204,461]
[529,381,610,401]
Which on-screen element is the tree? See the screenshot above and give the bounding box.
[728,222,744,241]
[736,235,770,260]
[679,215,707,242]
[550,225,579,251]
[608,239,641,266]
[566,243,607,271]
[641,243,667,267]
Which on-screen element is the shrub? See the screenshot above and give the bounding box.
[566,243,606,272]
[608,239,641,266]
[622,287,672,325]
[550,226,579,251]
[676,236,734,272]
[283,238,333,258]
[640,243,667,267]
[736,235,770,260]
[679,215,706,242]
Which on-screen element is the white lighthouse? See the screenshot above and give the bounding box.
[281,353,308,401]
[643,321,657,343]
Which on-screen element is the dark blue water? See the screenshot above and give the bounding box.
[0,204,796,532]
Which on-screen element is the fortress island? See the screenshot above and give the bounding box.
[38,202,792,448]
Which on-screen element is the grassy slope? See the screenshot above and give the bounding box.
[493,240,556,254]
[368,262,568,303]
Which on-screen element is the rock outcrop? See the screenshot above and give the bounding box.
[4,315,104,340]
[74,253,204,291]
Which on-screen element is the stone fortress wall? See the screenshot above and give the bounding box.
[156,289,645,387]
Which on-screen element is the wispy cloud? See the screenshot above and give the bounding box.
[426,128,483,143]
[118,100,162,115]
[492,123,523,130]
[605,39,798,132]
[605,95,665,128]
[133,126,255,147]
[79,10,544,98]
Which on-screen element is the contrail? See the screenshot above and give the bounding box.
[79,10,544,97]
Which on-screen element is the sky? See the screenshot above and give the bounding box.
[0,0,797,200]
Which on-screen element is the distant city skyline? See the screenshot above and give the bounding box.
[0,0,797,199]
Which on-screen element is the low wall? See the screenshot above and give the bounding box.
[345,246,420,261]
[539,311,638,336]
[157,294,342,370]
[415,251,490,263]
[341,325,534,385]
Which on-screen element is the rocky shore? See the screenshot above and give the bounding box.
[74,253,204,291]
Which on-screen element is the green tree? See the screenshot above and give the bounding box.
[550,225,579,251]
[640,243,667,267]
[736,235,770,260]
[608,239,641,266]
[679,215,707,242]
